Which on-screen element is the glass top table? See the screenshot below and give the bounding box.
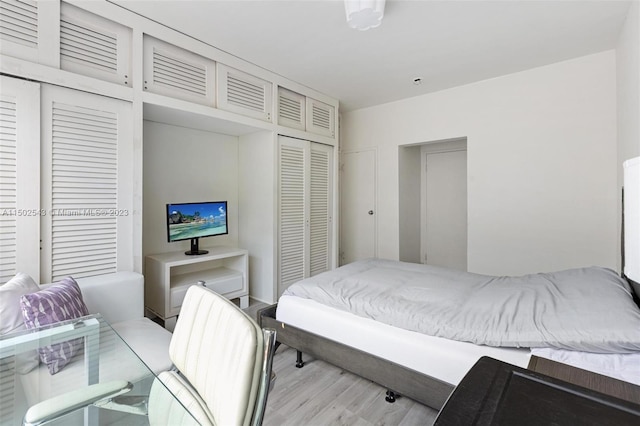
[0,314,197,425]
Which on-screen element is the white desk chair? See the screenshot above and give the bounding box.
[147,285,277,426]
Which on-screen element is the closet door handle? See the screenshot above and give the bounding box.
[368,210,374,215]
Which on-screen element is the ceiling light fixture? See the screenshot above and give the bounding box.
[345,0,386,31]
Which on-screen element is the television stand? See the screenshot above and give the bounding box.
[145,246,249,330]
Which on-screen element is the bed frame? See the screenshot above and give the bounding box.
[258,304,455,410]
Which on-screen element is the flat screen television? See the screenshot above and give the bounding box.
[166,201,228,255]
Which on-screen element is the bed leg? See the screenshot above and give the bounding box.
[296,350,304,368]
[385,390,397,403]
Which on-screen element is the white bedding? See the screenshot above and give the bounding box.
[283,258,640,353]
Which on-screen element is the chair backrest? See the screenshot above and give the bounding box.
[152,285,273,426]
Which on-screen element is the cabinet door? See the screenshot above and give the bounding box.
[0,0,58,66]
[60,3,132,87]
[306,97,335,138]
[217,64,272,122]
[277,136,333,295]
[277,136,309,293]
[277,87,305,130]
[309,142,333,276]
[0,76,40,283]
[40,85,133,282]
[143,35,215,106]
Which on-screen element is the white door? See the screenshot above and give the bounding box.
[340,149,376,265]
[278,136,309,294]
[423,149,467,270]
[309,142,333,277]
[40,85,134,282]
[0,76,41,283]
[277,136,333,296]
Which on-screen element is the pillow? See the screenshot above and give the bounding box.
[20,277,90,375]
[1,273,41,373]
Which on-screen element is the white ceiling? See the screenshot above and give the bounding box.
[111,0,632,111]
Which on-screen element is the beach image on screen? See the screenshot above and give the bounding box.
[168,202,227,241]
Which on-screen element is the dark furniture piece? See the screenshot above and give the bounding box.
[434,356,640,425]
[528,355,640,405]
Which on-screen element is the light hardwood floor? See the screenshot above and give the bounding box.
[263,345,439,425]
[244,300,439,425]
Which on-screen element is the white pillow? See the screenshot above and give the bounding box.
[0,272,41,372]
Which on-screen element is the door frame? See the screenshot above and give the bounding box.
[420,139,467,265]
[340,147,378,264]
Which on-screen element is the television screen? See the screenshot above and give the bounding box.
[166,201,228,243]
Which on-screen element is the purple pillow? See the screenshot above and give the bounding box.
[20,277,90,375]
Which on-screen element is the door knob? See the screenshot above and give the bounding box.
[368,210,374,215]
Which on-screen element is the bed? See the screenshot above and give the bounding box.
[260,260,640,409]
[259,157,640,410]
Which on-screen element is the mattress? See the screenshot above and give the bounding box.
[276,294,531,386]
[278,295,640,387]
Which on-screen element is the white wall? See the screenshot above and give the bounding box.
[238,131,276,303]
[342,51,618,276]
[398,144,421,263]
[142,121,239,257]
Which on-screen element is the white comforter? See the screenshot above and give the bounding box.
[283,259,640,353]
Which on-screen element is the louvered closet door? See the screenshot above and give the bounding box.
[278,136,309,294]
[0,76,40,284]
[40,85,133,282]
[309,142,333,276]
[277,136,333,295]
[59,3,132,86]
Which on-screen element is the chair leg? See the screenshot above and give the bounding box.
[385,390,397,403]
[295,350,304,368]
[251,328,277,426]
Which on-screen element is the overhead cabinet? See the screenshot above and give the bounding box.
[278,135,334,296]
[0,0,58,65]
[59,3,132,87]
[277,87,335,138]
[0,1,131,86]
[306,97,335,138]
[143,35,216,106]
[277,87,306,130]
[217,64,273,122]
